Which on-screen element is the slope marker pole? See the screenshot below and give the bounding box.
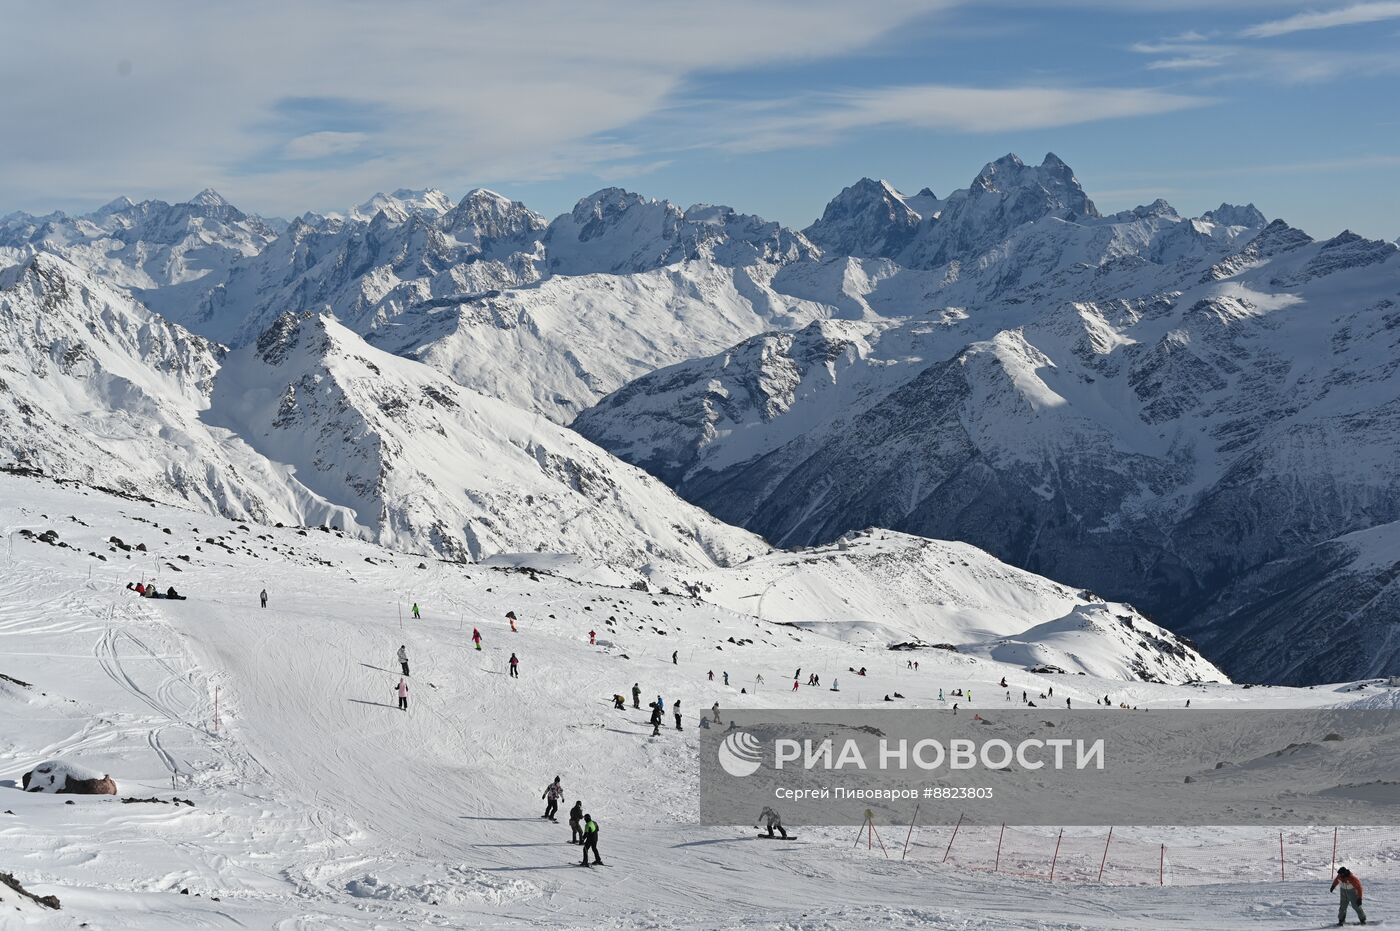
[942,812,964,863]
[1097,827,1113,883]
[902,803,920,860]
[994,823,1005,872]
[1048,828,1064,881]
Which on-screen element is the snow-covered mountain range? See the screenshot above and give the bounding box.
[3,152,1397,683]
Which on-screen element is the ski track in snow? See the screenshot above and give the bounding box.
[1,473,1398,929]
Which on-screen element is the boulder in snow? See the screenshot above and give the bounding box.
[22,760,117,795]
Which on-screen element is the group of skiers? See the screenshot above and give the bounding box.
[541,777,602,866]
[126,581,184,600]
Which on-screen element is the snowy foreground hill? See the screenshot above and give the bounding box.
[4,472,1400,930]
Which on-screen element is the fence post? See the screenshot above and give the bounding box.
[942,812,964,864]
[1049,828,1064,881]
[1331,827,1338,874]
[1159,844,1165,886]
[902,804,920,860]
[994,823,1005,872]
[1279,832,1285,881]
[1097,827,1114,883]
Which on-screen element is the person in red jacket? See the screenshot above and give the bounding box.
[588,630,596,646]
[1331,866,1366,926]
[472,627,482,651]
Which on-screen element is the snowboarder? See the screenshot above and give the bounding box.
[952,702,959,715]
[612,694,626,710]
[395,677,409,711]
[712,701,721,724]
[1022,690,1027,702]
[569,801,584,844]
[1048,686,1054,697]
[649,702,663,736]
[1331,866,1366,925]
[397,644,409,677]
[698,714,711,729]
[938,689,944,701]
[507,611,518,632]
[1066,697,1072,709]
[1000,677,1007,688]
[631,683,641,709]
[472,627,482,651]
[967,689,972,702]
[589,630,596,646]
[794,667,801,680]
[757,806,788,839]
[580,813,602,866]
[655,695,664,712]
[259,588,267,608]
[674,699,682,730]
[542,777,562,821]
[672,650,678,665]
[830,678,839,692]
[1186,699,1191,708]
[411,602,421,620]
[724,671,730,686]
[509,652,520,678]
[708,670,715,681]
[913,661,919,671]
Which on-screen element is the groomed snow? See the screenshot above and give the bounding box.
[2,472,1397,929]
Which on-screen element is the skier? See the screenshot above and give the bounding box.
[472,627,483,651]
[541,777,563,821]
[794,667,801,680]
[569,800,584,844]
[753,673,760,685]
[509,652,520,678]
[672,650,678,665]
[756,805,788,839]
[656,695,664,712]
[1022,690,1027,702]
[580,813,602,866]
[507,611,518,632]
[913,661,919,671]
[724,671,730,686]
[259,588,268,609]
[395,677,409,711]
[1331,866,1366,925]
[649,702,663,736]
[1048,686,1054,697]
[589,630,596,646]
[708,670,715,681]
[1103,694,1109,705]
[952,702,959,715]
[1066,697,1072,709]
[632,683,641,709]
[792,679,799,692]
[674,699,682,731]
[412,602,421,620]
[938,689,944,702]
[1186,699,1191,708]
[397,644,409,677]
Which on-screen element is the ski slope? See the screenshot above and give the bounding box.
[2,472,1397,929]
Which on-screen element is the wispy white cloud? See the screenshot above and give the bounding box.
[702,84,1210,153]
[283,131,369,160]
[1243,1,1400,37]
[0,0,956,215]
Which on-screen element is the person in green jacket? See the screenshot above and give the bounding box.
[580,814,603,866]
[411,602,421,619]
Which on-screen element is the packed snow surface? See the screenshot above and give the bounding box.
[2,473,1397,929]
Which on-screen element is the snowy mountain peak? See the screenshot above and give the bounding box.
[189,187,232,208]
[968,152,1098,219]
[803,176,923,260]
[93,195,136,217]
[350,188,454,222]
[1202,203,1267,229]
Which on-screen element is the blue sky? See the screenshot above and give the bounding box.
[4,1,1398,240]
